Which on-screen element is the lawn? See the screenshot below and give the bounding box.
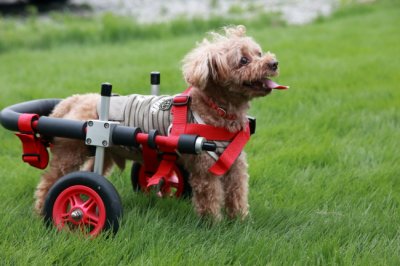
[0,1,399,264]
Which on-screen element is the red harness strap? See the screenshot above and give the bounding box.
[208,124,250,176]
[171,88,250,176]
[145,88,250,189]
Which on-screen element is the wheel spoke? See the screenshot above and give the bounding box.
[59,212,71,224]
[68,193,82,208]
[82,197,96,211]
[85,211,100,227]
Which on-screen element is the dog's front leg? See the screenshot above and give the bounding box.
[222,152,249,219]
[186,155,224,221]
[190,173,224,221]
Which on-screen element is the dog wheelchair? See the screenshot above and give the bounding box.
[0,73,219,236]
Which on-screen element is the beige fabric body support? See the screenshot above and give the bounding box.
[98,94,174,136]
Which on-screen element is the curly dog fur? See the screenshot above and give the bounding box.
[34,25,281,221]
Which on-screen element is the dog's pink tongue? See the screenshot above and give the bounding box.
[266,79,289,90]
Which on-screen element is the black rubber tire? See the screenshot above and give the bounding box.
[130,162,192,198]
[43,171,123,235]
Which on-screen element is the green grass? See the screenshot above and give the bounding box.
[1,1,400,264]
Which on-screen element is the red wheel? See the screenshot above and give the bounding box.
[44,172,123,237]
[131,162,192,198]
[52,185,106,236]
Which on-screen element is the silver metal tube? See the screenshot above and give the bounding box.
[195,137,205,154]
[99,95,110,121]
[151,84,159,96]
[94,148,105,175]
[94,83,112,175]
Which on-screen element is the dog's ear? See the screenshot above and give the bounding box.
[183,39,231,89]
[182,40,211,90]
[208,50,229,83]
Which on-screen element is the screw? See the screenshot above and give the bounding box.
[104,123,109,129]
[86,138,92,145]
[102,140,108,146]
[88,121,94,127]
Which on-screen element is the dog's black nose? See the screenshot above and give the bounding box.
[268,61,279,71]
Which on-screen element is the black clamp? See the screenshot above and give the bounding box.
[148,129,159,149]
[247,116,256,135]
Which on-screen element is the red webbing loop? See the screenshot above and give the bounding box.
[15,133,49,169]
[15,113,49,169]
[146,154,177,188]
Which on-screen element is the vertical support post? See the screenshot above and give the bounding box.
[150,71,160,96]
[93,83,112,175]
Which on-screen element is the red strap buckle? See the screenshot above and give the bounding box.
[172,95,190,106]
[15,133,49,169]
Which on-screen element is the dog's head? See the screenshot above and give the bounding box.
[182,25,287,100]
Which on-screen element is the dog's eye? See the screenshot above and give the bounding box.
[240,57,249,65]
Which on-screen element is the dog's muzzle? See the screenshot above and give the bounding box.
[268,61,279,72]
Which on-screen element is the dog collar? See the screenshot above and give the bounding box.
[206,97,238,120]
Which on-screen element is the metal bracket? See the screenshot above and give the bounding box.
[85,120,119,147]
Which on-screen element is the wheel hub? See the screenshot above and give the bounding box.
[71,209,84,222]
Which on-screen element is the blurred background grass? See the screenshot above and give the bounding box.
[0,8,284,53]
